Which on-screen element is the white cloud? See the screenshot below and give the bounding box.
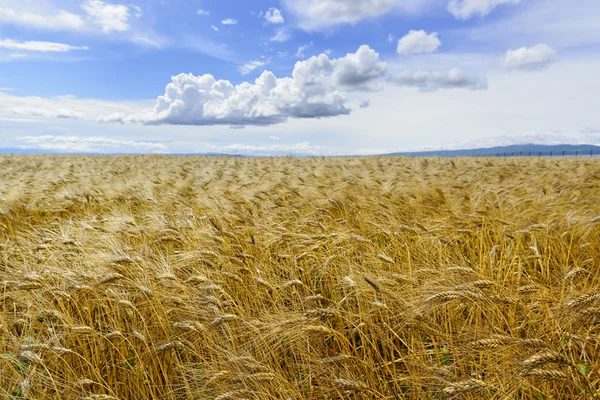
[130,4,143,18]
[10,106,84,119]
[447,0,521,20]
[264,8,284,24]
[457,0,600,51]
[0,53,28,62]
[502,44,558,71]
[296,42,312,58]
[17,135,167,153]
[281,0,431,31]
[269,136,280,140]
[397,30,441,55]
[82,0,130,33]
[388,34,394,42]
[203,142,323,155]
[221,18,237,25]
[103,45,388,127]
[0,39,88,52]
[0,7,85,31]
[240,60,266,75]
[196,9,210,16]
[391,68,488,91]
[270,27,291,42]
[211,25,219,32]
[0,92,150,122]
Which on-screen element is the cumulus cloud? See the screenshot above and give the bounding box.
[391,68,488,91]
[240,60,266,75]
[102,45,388,127]
[0,7,85,31]
[265,8,284,24]
[82,0,130,33]
[447,0,521,20]
[281,0,428,31]
[502,44,558,71]
[0,39,88,52]
[397,30,440,55]
[221,18,237,25]
[17,135,167,153]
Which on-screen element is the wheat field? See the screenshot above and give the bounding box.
[0,155,599,399]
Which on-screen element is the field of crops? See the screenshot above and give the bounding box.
[0,155,599,399]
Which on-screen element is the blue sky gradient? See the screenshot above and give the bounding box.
[1,0,599,154]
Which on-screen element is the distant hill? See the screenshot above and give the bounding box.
[2,144,599,157]
[384,144,600,157]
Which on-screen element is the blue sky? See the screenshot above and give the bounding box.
[1,0,599,155]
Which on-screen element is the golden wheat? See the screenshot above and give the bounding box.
[0,155,598,399]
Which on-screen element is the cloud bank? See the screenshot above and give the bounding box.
[102,45,388,126]
[391,68,488,91]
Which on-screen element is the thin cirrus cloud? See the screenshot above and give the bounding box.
[396,30,441,55]
[0,0,131,33]
[17,135,167,152]
[296,42,312,58]
[270,27,291,42]
[502,44,558,71]
[240,60,266,75]
[390,68,488,91]
[221,18,237,25]
[0,7,85,31]
[447,0,521,20]
[100,45,388,127]
[0,39,89,52]
[10,106,84,119]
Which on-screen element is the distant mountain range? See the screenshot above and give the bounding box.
[383,144,600,157]
[1,144,599,157]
